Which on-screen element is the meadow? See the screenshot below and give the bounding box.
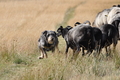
[0,0,120,80]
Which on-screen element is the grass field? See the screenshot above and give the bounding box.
[0,0,120,80]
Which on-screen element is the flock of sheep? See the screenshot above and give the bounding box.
[38,4,120,59]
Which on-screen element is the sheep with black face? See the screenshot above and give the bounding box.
[57,24,95,59]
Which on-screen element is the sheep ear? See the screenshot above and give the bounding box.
[118,4,120,7]
[60,26,63,29]
[83,20,91,25]
[113,5,116,7]
[42,30,47,36]
[74,22,81,26]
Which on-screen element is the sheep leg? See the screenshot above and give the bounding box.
[65,44,69,58]
[88,50,93,57]
[112,38,118,51]
[44,52,48,58]
[73,45,80,60]
[105,46,111,56]
[38,47,45,59]
[82,48,85,56]
[56,45,60,53]
[98,40,102,55]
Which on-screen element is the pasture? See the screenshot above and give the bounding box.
[0,0,120,80]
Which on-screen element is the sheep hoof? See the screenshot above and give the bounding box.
[82,53,85,56]
[38,56,44,59]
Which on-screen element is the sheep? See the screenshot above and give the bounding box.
[100,23,118,55]
[92,9,111,27]
[92,4,120,27]
[75,21,102,55]
[57,24,95,59]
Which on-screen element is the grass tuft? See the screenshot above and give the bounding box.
[14,57,26,64]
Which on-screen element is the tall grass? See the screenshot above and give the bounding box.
[0,40,40,80]
[7,52,120,80]
[0,0,120,80]
[0,31,120,80]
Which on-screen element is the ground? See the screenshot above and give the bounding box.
[0,0,120,80]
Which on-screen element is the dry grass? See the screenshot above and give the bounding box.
[0,0,120,80]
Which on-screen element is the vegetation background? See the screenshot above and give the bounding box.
[0,0,120,80]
